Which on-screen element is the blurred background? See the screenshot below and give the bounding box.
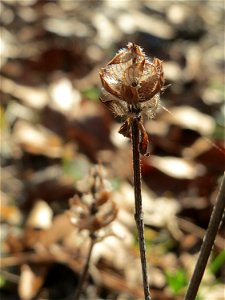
[0,1,224,299]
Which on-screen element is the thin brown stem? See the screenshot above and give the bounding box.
[74,235,96,300]
[184,174,225,300]
[131,117,151,300]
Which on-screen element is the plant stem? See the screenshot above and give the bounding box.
[131,117,151,300]
[75,235,95,300]
[184,174,225,300]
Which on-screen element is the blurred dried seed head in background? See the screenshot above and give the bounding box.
[68,166,118,234]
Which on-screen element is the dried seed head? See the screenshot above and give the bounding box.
[68,165,118,233]
[99,42,165,119]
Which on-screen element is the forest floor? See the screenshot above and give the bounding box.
[1,1,224,300]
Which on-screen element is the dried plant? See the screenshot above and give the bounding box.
[99,42,166,157]
[99,42,166,300]
[68,165,118,300]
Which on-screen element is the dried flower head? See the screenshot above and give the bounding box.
[99,43,166,156]
[99,42,165,119]
[68,166,117,233]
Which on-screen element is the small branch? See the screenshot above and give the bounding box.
[74,235,96,300]
[0,268,19,283]
[131,117,151,300]
[177,216,224,250]
[184,174,225,300]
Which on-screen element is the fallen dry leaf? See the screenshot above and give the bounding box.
[160,106,215,136]
[149,155,206,179]
[18,264,48,300]
[26,200,53,230]
[13,120,62,157]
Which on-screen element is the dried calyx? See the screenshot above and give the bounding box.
[99,42,166,156]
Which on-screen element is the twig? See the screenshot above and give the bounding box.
[74,235,96,300]
[177,216,224,250]
[184,174,225,300]
[131,117,151,300]
[0,268,19,283]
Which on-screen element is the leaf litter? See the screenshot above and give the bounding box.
[0,1,224,300]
